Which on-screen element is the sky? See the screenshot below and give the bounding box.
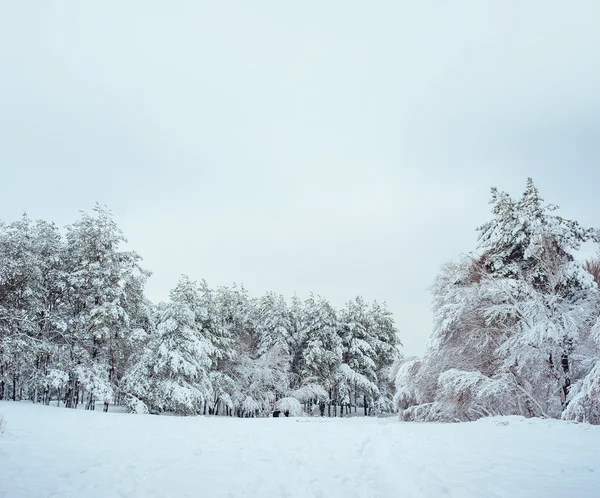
[1,1,599,356]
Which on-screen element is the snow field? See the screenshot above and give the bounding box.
[0,401,599,498]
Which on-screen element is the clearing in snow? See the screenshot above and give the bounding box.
[0,402,598,498]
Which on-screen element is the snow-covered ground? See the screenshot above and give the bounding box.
[0,402,598,498]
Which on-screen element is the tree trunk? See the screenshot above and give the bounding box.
[364,395,368,416]
[561,353,571,407]
[12,373,17,401]
[73,380,79,409]
[65,376,74,409]
[0,364,4,400]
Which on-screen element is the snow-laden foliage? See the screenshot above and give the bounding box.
[0,207,400,417]
[563,361,600,424]
[275,397,303,416]
[291,383,329,402]
[0,206,150,411]
[123,276,215,414]
[231,345,290,417]
[301,295,343,393]
[396,179,600,423]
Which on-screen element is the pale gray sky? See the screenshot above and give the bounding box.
[2,1,599,355]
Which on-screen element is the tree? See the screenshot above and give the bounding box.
[300,295,341,412]
[63,205,150,411]
[338,297,379,415]
[123,276,214,415]
[395,179,600,422]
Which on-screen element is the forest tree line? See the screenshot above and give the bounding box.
[0,207,400,416]
[4,178,600,424]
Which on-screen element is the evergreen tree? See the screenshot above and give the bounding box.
[124,276,214,415]
[395,179,600,422]
[300,295,342,407]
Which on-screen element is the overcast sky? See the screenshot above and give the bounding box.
[2,1,599,356]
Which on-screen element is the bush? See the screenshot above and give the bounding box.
[0,414,5,433]
[125,395,149,415]
[275,397,303,416]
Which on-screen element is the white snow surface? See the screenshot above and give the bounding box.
[0,402,599,498]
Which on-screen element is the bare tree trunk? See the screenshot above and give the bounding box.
[65,376,74,409]
[73,379,79,409]
[561,353,571,408]
[364,395,368,416]
[86,392,94,410]
[0,364,4,400]
[12,373,17,401]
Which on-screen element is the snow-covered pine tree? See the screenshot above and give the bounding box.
[396,179,600,422]
[337,297,380,416]
[123,276,214,415]
[479,179,598,417]
[368,300,401,413]
[196,281,236,415]
[0,216,66,404]
[299,295,341,413]
[256,292,293,357]
[287,293,307,391]
[63,205,150,411]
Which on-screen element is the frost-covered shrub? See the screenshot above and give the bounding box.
[436,369,517,420]
[401,402,457,422]
[124,395,149,415]
[393,358,426,410]
[276,397,303,416]
[563,362,600,424]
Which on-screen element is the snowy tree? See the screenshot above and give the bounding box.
[396,179,600,422]
[123,276,214,415]
[0,216,65,403]
[299,295,341,412]
[337,297,380,415]
[62,205,150,411]
[256,292,293,357]
[231,344,290,417]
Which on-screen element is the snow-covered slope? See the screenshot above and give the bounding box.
[0,402,598,498]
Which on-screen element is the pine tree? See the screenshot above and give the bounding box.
[63,205,149,410]
[396,179,600,422]
[124,276,214,415]
[300,295,342,412]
